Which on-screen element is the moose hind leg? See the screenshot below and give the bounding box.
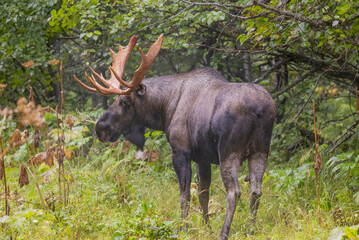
[196,163,211,224]
[219,153,241,240]
[248,152,267,233]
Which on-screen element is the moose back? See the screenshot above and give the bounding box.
[74,35,276,240]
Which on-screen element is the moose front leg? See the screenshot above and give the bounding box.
[172,150,192,225]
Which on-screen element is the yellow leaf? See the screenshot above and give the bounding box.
[64,149,73,159]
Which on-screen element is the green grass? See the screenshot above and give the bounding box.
[0,138,358,239]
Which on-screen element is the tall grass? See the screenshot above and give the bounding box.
[0,116,358,239]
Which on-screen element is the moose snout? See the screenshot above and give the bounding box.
[95,120,113,142]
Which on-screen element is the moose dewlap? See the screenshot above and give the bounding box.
[74,34,276,240]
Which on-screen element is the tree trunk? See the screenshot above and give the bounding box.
[48,38,61,104]
[275,60,288,123]
[243,53,252,82]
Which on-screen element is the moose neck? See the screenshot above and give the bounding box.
[131,75,176,132]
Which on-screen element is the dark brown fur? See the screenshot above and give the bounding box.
[96,67,276,239]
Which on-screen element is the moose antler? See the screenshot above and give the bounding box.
[73,34,164,96]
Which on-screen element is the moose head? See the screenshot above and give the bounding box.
[73,34,163,149]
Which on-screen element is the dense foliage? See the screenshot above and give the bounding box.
[1,0,358,157]
[0,0,359,239]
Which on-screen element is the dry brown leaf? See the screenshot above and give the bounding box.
[29,152,47,166]
[56,146,65,166]
[0,107,14,120]
[0,84,7,89]
[45,156,54,167]
[21,60,35,68]
[64,149,73,159]
[45,146,55,167]
[10,129,23,148]
[64,115,75,130]
[122,141,130,154]
[148,149,160,162]
[135,149,160,162]
[19,164,29,188]
[10,129,21,144]
[16,97,46,128]
[28,147,55,167]
[110,140,122,149]
[42,106,52,113]
[23,129,30,138]
[47,59,59,66]
[314,150,322,173]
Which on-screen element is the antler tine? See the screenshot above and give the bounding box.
[89,67,112,88]
[108,35,138,89]
[109,66,131,88]
[84,72,129,95]
[73,34,163,96]
[85,72,109,95]
[73,74,98,93]
[127,34,164,90]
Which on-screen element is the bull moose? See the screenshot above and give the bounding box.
[74,34,276,239]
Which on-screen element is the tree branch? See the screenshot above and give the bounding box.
[293,72,324,122]
[180,0,273,20]
[180,0,252,10]
[322,113,358,128]
[329,120,359,153]
[270,51,358,84]
[188,43,265,54]
[253,58,289,84]
[274,68,316,98]
[252,0,324,27]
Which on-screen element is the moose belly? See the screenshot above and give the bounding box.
[188,115,219,164]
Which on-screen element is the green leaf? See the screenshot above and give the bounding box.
[22,209,37,218]
[332,20,339,27]
[344,226,359,240]
[322,15,331,21]
[112,231,123,240]
[354,192,359,205]
[316,38,326,47]
[51,9,57,16]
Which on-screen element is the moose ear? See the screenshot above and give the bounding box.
[135,84,146,96]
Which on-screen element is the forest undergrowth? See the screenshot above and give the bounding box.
[0,99,358,240]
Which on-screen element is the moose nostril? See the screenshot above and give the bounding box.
[96,119,118,142]
[95,122,110,140]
